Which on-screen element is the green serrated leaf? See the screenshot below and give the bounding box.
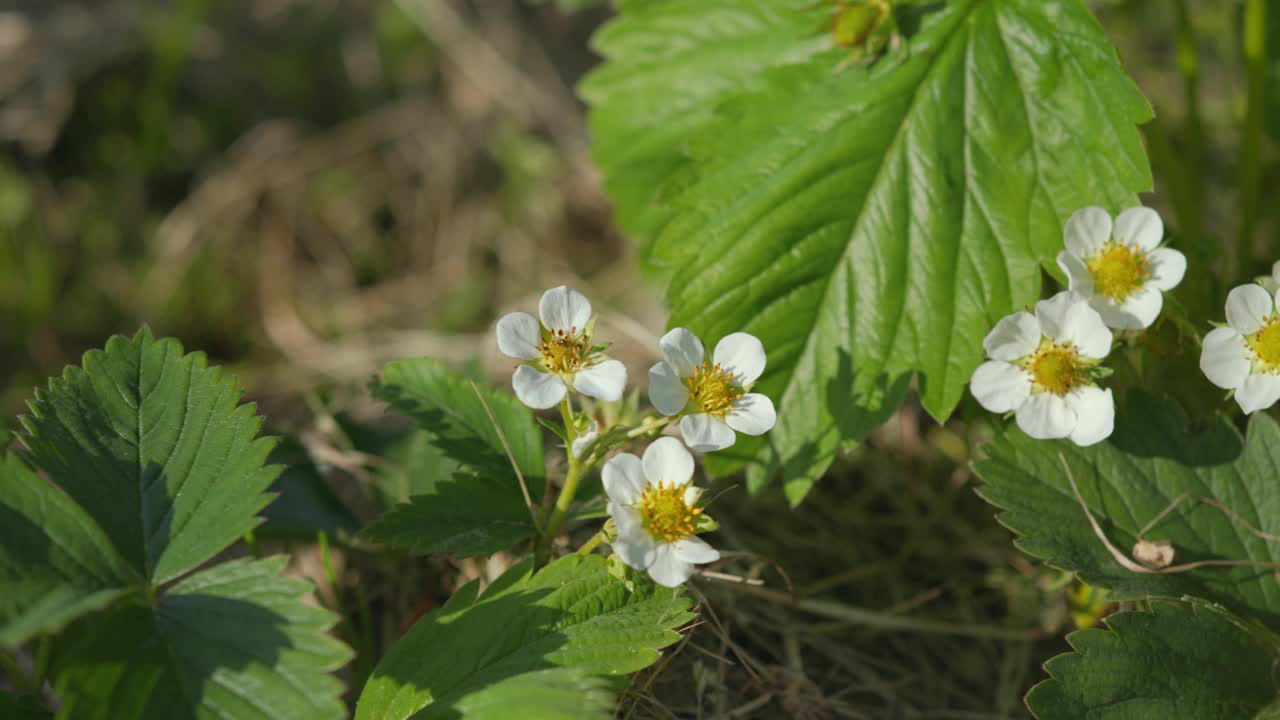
[19,328,280,583]
[588,0,1152,501]
[361,472,537,557]
[51,556,352,720]
[975,392,1280,629]
[356,555,694,720]
[448,667,615,720]
[0,454,140,647]
[1027,600,1280,719]
[580,0,833,248]
[372,358,544,487]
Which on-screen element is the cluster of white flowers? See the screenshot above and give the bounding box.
[971,206,1186,446]
[497,287,777,587]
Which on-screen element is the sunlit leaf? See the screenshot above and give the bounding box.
[19,328,279,583]
[586,0,1152,502]
[356,555,693,720]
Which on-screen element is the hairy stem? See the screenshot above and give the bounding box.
[535,396,582,564]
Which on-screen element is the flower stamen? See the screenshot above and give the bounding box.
[538,328,589,374]
[1023,339,1086,396]
[1086,241,1152,302]
[1247,316,1280,373]
[638,481,702,543]
[685,361,743,416]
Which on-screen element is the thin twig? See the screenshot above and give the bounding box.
[696,569,766,586]
[1198,497,1280,543]
[1138,492,1191,538]
[470,381,540,531]
[1059,453,1280,576]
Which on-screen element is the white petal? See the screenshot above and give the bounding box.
[1064,206,1113,258]
[1200,327,1251,390]
[647,545,695,587]
[659,327,704,377]
[1226,284,1274,335]
[683,485,703,506]
[1113,206,1163,251]
[512,365,566,409]
[679,414,736,452]
[648,361,690,416]
[538,285,591,333]
[609,503,645,542]
[571,424,599,459]
[983,311,1040,362]
[725,393,775,435]
[1272,260,1280,280]
[1066,386,1114,447]
[1097,286,1162,330]
[1057,251,1095,295]
[970,361,1032,413]
[495,311,541,360]
[642,436,695,486]
[1015,393,1076,440]
[1236,373,1280,415]
[1036,292,1112,359]
[713,332,766,386]
[672,536,720,564]
[1146,248,1186,292]
[573,359,626,401]
[611,520,658,571]
[603,453,646,504]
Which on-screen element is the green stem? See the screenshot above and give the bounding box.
[1238,0,1266,278]
[535,397,582,564]
[575,530,606,556]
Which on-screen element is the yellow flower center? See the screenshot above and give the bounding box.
[1023,339,1086,396]
[1085,241,1152,302]
[1247,316,1280,371]
[538,328,588,374]
[685,361,743,416]
[638,481,702,543]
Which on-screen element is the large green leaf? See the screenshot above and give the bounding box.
[356,555,694,720]
[447,668,614,720]
[361,471,537,557]
[1027,600,1280,719]
[580,0,832,247]
[0,454,139,646]
[586,0,1152,502]
[372,358,544,487]
[51,556,351,720]
[976,392,1280,629]
[19,328,280,583]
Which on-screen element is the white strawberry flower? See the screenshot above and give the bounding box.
[1056,206,1186,330]
[604,437,719,587]
[970,292,1115,446]
[495,286,627,409]
[1200,284,1280,414]
[647,328,776,452]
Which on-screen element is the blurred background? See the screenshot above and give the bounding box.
[0,1,1267,717]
